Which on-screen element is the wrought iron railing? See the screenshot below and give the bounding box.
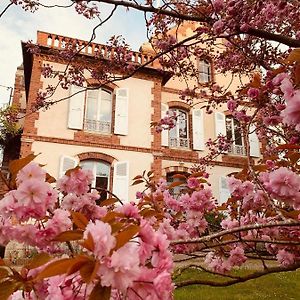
[169,137,189,149]
[84,119,111,134]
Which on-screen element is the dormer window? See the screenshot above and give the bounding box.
[199,59,211,83]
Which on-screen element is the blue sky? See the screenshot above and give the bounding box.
[0,0,148,104]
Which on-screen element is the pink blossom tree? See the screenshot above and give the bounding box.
[0,0,299,299]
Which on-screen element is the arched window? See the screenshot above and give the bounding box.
[84,88,112,133]
[199,59,211,83]
[166,171,189,198]
[169,108,189,148]
[80,160,111,201]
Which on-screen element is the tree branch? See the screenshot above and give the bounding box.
[176,263,300,288]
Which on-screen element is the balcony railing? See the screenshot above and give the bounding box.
[228,144,246,156]
[169,137,189,149]
[37,32,155,66]
[84,119,111,134]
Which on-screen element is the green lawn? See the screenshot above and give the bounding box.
[174,268,300,300]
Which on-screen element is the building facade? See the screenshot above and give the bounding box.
[10,28,260,204]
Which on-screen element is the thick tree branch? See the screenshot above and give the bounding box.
[171,220,300,245]
[176,263,300,288]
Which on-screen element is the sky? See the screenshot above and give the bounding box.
[0,0,148,104]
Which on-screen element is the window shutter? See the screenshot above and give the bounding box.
[112,161,129,202]
[114,88,129,135]
[68,85,85,130]
[219,176,230,205]
[249,125,260,157]
[161,103,169,146]
[214,112,226,137]
[192,108,204,150]
[59,155,78,178]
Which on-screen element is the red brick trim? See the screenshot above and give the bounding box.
[167,101,190,111]
[163,166,190,177]
[74,131,120,145]
[78,152,116,164]
[86,79,119,90]
[20,56,43,157]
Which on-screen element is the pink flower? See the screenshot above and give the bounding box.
[247,88,259,98]
[213,20,224,34]
[115,203,139,219]
[212,0,224,12]
[83,220,116,258]
[99,243,140,291]
[263,167,300,199]
[227,99,237,112]
[16,162,46,185]
[16,179,49,206]
[228,247,247,267]
[187,177,199,189]
[281,90,300,131]
[276,249,295,266]
[153,271,174,300]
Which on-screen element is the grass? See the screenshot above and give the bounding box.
[174,268,300,300]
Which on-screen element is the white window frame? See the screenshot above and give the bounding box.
[199,59,212,83]
[84,88,113,134]
[226,116,246,156]
[169,108,189,149]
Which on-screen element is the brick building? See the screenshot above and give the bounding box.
[8,28,260,204]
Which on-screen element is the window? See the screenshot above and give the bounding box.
[84,89,112,134]
[80,160,110,201]
[225,116,246,156]
[68,86,129,135]
[169,109,189,148]
[166,172,188,198]
[199,59,211,83]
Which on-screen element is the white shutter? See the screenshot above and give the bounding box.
[219,176,231,205]
[249,125,260,157]
[214,112,226,137]
[59,155,78,178]
[192,108,204,150]
[112,161,129,202]
[68,85,85,130]
[161,103,169,146]
[114,88,129,135]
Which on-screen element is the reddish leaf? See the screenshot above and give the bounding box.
[168,181,183,189]
[132,175,143,180]
[65,166,81,177]
[285,48,300,64]
[89,283,111,300]
[35,258,78,280]
[100,198,118,207]
[132,179,144,186]
[115,224,140,250]
[79,260,99,283]
[172,174,187,180]
[0,280,19,300]
[81,232,95,252]
[26,253,52,270]
[53,230,83,242]
[45,173,56,183]
[71,211,89,230]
